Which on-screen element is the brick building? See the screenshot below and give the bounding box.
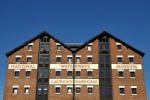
[4,31,147,100]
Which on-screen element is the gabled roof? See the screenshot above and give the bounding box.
[6,31,145,57]
[75,31,145,56]
[6,31,72,57]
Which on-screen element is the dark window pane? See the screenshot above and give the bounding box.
[87,57,92,62]
[88,87,93,93]
[132,88,137,94]
[117,57,122,63]
[120,88,125,94]
[56,57,61,63]
[28,45,33,50]
[130,72,136,77]
[76,71,80,77]
[27,57,32,62]
[56,71,61,77]
[56,87,60,93]
[26,71,31,77]
[117,45,121,50]
[67,71,72,77]
[16,57,21,62]
[15,71,19,77]
[118,71,124,77]
[88,71,92,77]
[129,57,134,63]
[76,87,81,93]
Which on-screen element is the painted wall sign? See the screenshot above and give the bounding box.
[50,64,98,69]
[8,64,37,69]
[111,64,142,69]
[49,79,99,85]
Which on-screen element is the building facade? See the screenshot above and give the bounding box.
[4,31,147,100]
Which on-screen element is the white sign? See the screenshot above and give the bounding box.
[49,79,99,85]
[50,64,98,69]
[111,64,142,69]
[8,64,37,69]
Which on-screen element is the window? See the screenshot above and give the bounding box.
[87,71,93,78]
[76,57,81,63]
[67,86,72,94]
[26,71,31,77]
[117,45,121,50]
[56,57,61,63]
[13,87,18,95]
[43,88,48,94]
[56,71,61,77]
[27,57,32,63]
[67,57,72,63]
[119,87,125,95]
[129,57,134,64]
[16,57,21,63]
[87,45,92,51]
[76,87,81,94]
[130,71,136,78]
[76,71,80,77]
[67,71,72,77]
[41,36,49,42]
[117,57,122,64]
[87,57,92,63]
[24,87,30,94]
[131,86,137,95]
[55,87,61,94]
[28,45,33,51]
[87,87,93,94]
[57,45,61,51]
[118,70,124,78]
[37,88,42,94]
[14,70,20,77]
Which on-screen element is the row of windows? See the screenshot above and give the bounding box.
[12,86,30,95]
[14,70,31,78]
[16,56,32,63]
[117,56,134,64]
[118,70,136,78]
[119,86,137,95]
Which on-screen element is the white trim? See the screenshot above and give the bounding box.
[14,69,21,71]
[55,69,61,71]
[67,85,73,87]
[28,43,34,45]
[24,85,30,88]
[12,85,19,88]
[16,55,22,57]
[87,69,93,71]
[56,43,61,45]
[67,69,73,71]
[131,86,137,88]
[56,55,62,57]
[118,69,124,72]
[25,69,32,71]
[119,86,125,88]
[129,69,136,72]
[26,55,32,57]
[116,42,121,45]
[88,43,93,45]
[67,55,73,57]
[87,85,93,88]
[75,69,81,71]
[55,85,61,87]
[75,85,81,88]
[76,55,81,57]
[117,55,123,57]
[87,55,93,57]
[128,55,134,57]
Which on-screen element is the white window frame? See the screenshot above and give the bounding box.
[67,55,73,63]
[12,85,19,95]
[56,55,62,63]
[129,70,136,78]
[56,43,61,51]
[27,43,34,51]
[128,55,134,64]
[118,69,124,78]
[15,55,22,63]
[87,85,93,94]
[75,85,81,94]
[24,85,30,94]
[67,85,73,94]
[119,86,125,95]
[131,86,137,95]
[55,85,61,94]
[87,45,92,51]
[26,55,32,63]
[25,69,31,78]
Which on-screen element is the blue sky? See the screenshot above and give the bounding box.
[0,0,150,100]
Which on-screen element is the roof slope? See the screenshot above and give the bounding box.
[6,31,145,57]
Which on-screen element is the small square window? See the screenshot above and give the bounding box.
[57,45,61,51]
[26,71,31,77]
[118,71,124,78]
[67,71,72,77]
[67,57,72,63]
[76,57,81,63]
[56,87,61,94]
[76,87,81,94]
[76,71,80,77]
[56,71,61,77]
[16,57,21,63]
[24,87,30,94]
[28,45,33,51]
[117,45,121,50]
[130,72,136,78]
[120,88,125,95]
[87,57,92,63]
[87,71,93,77]
[56,57,61,63]
[27,57,32,63]
[117,57,122,64]
[67,87,72,94]
[88,87,93,94]
[129,57,134,64]
[15,71,19,77]
[13,88,18,94]
[87,45,92,51]
[131,88,137,95]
